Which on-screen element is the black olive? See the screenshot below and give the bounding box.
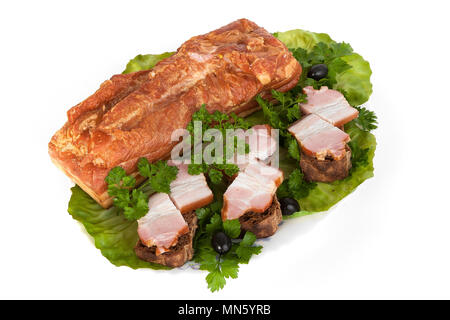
[307,64,328,80]
[279,197,300,216]
[211,231,232,254]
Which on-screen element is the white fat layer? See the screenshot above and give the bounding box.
[138,193,181,225]
[168,162,213,211]
[288,114,334,141]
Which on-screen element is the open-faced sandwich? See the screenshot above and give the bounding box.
[49,19,377,291]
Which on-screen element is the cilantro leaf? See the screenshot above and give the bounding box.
[138,158,178,194]
[105,159,178,221]
[348,140,370,169]
[220,258,240,279]
[194,201,263,292]
[256,89,306,135]
[278,168,316,200]
[200,251,240,292]
[196,207,213,222]
[205,214,223,235]
[215,163,240,178]
[105,166,127,186]
[188,163,208,175]
[236,231,262,263]
[290,41,355,100]
[291,47,311,68]
[208,168,223,184]
[206,269,227,292]
[256,95,283,130]
[286,136,300,161]
[186,105,250,182]
[223,219,241,238]
[353,106,378,132]
[105,166,149,220]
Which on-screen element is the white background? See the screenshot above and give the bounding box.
[1,0,449,299]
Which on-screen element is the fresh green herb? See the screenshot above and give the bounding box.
[235,231,262,263]
[353,106,378,132]
[286,135,301,161]
[223,219,241,238]
[291,41,354,92]
[194,202,262,292]
[105,167,149,220]
[187,105,250,183]
[277,168,316,200]
[348,140,369,169]
[137,158,178,194]
[346,106,377,170]
[105,159,178,220]
[255,89,305,166]
[256,88,306,136]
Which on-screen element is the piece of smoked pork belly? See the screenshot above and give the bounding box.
[168,161,213,213]
[300,86,359,127]
[137,193,189,255]
[222,160,283,221]
[48,19,301,208]
[288,114,350,161]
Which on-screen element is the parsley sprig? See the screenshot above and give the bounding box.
[277,168,317,200]
[353,106,378,132]
[255,88,306,135]
[348,140,369,169]
[105,159,178,220]
[187,105,250,183]
[194,203,262,292]
[255,88,305,162]
[291,41,354,90]
[346,106,377,170]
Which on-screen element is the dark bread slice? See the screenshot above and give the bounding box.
[239,195,282,238]
[300,147,352,183]
[134,211,198,268]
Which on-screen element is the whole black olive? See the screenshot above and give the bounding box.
[307,64,328,80]
[279,197,300,216]
[211,231,232,254]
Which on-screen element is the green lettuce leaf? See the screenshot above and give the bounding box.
[122,52,174,74]
[68,185,169,270]
[275,29,372,106]
[275,29,333,50]
[335,53,373,106]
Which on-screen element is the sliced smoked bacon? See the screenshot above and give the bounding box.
[300,86,359,127]
[48,19,301,207]
[167,161,213,214]
[137,193,189,256]
[222,160,283,221]
[288,86,359,182]
[288,87,359,161]
[288,114,350,161]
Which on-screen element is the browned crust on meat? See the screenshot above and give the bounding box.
[300,148,352,183]
[239,195,282,238]
[134,211,198,268]
[49,19,301,208]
